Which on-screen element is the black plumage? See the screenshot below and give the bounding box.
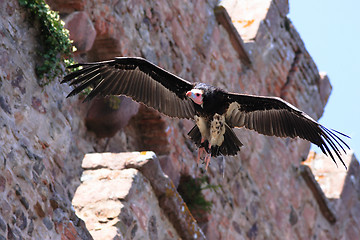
[64,57,195,119]
[62,57,350,169]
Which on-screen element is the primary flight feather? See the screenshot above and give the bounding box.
[62,57,350,169]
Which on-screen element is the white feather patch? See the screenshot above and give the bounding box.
[210,114,226,146]
[195,115,209,140]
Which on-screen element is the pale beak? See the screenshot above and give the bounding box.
[186,91,192,97]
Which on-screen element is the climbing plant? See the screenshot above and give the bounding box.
[19,0,76,85]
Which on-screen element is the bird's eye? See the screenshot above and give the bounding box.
[195,93,200,97]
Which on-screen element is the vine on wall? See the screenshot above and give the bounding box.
[19,0,76,85]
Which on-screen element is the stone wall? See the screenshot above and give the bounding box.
[0,1,96,239]
[0,0,358,239]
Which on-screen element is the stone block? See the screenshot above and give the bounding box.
[273,0,289,17]
[74,152,205,240]
[318,72,332,108]
[64,11,96,53]
[220,0,272,41]
[46,0,86,13]
[304,151,354,199]
[85,96,139,138]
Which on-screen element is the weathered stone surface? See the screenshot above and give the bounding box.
[64,11,96,53]
[220,0,272,41]
[318,73,333,109]
[46,0,86,13]
[73,152,194,240]
[1,0,358,239]
[304,151,353,199]
[302,152,360,239]
[85,96,139,138]
[0,2,93,239]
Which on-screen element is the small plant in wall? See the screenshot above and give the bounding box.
[177,175,219,224]
[19,0,76,85]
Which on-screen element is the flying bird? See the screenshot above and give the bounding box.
[62,57,350,169]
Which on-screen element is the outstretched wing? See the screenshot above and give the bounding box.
[224,93,350,168]
[62,57,196,119]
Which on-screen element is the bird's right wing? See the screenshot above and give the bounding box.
[62,57,196,119]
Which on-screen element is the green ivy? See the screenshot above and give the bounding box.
[19,0,76,85]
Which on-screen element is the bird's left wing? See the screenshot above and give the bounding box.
[224,93,350,168]
[62,57,195,119]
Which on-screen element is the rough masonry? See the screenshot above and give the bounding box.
[0,0,358,239]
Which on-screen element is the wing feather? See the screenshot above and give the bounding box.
[62,57,195,119]
[110,71,125,95]
[64,65,100,83]
[67,73,102,97]
[225,93,350,168]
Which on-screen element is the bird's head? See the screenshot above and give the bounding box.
[186,89,204,105]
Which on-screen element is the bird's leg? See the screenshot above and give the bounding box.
[203,142,213,170]
[196,147,206,164]
[195,138,212,170]
[196,138,207,165]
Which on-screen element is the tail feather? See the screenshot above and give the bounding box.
[217,124,243,156]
